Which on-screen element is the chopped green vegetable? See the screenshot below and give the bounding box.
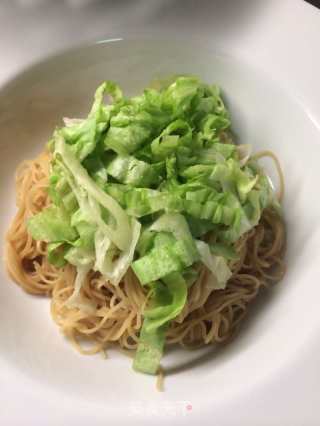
[144,272,188,331]
[132,238,198,284]
[47,242,69,267]
[133,319,167,375]
[27,206,77,243]
[106,155,161,187]
[133,272,187,374]
[195,240,232,289]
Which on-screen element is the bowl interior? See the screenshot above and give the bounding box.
[1,39,320,415]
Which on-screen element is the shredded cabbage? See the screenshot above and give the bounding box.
[195,240,232,289]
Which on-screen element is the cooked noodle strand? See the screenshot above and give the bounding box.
[5,151,286,356]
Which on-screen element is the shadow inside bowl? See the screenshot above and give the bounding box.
[164,286,279,376]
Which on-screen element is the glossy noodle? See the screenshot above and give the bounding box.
[5,150,286,359]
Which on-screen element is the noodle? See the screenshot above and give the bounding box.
[156,366,165,392]
[252,150,285,202]
[5,151,286,362]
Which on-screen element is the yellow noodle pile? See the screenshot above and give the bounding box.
[5,151,286,357]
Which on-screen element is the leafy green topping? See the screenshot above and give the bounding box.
[133,272,187,374]
[27,206,77,243]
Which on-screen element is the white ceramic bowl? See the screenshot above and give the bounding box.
[1,39,320,425]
